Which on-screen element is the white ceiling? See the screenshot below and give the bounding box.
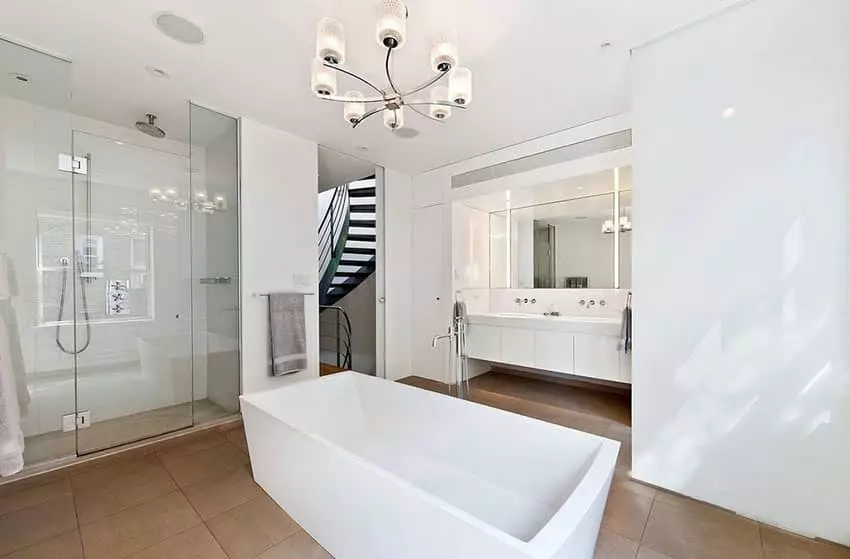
[318,147,375,192]
[0,0,740,174]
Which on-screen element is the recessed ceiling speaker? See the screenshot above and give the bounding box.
[154,13,205,45]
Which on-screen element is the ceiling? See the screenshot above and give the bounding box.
[0,0,740,174]
[318,147,375,192]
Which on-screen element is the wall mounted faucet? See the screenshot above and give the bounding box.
[514,297,537,306]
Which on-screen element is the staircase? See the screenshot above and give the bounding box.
[318,178,376,306]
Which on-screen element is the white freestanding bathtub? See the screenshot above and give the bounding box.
[240,372,619,559]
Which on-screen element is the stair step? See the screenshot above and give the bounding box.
[350,204,376,213]
[348,187,376,198]
[335,270,371,278]
[347,233,376,242]
[349,219,376,228]
[342,247,376,255]
[339,259,375,267]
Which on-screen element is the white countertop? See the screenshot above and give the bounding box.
[467,312,622,336]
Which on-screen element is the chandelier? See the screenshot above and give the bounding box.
[311,0,473,131]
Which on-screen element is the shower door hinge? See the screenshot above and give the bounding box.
[58,153,88,175]
[61,410,91,432]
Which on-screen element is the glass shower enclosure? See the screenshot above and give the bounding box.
[0,37,240,474]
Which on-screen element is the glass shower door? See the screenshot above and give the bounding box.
[69,131,193,454]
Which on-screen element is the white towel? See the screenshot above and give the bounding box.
[0,317,24,477]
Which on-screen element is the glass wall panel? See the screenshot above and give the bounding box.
[0,39,74,472]
[71,131,193,455]
[189,104,240,420]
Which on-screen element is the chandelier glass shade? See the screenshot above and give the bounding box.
[310,0,472,132]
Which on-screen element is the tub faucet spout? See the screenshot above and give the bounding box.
[432,333,452,348]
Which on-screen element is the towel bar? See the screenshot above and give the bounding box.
[252,292,315,297]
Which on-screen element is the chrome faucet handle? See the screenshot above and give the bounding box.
[514,298,522,305]
[530,298,537,304]
[599,300,607,306]
[588,300,596,307]
[523,298,529,303]
[578,299,586,306]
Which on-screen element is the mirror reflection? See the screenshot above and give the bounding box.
[483,166,632,289]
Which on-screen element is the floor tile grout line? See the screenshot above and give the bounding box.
[0,527,82,559]
[202,519,235,559]
[637,491,657,547]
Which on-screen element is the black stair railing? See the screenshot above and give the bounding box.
[318,184,350,304]
[319,305,352,369]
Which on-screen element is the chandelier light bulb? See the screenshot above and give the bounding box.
[316,17,346,65]
[383,106,404,130]
[377,0,407,49]
[311,58,337,97]
[430,39,458,72]
[429,86,451,120]
[449,67,472,105]
[343,90,367,124]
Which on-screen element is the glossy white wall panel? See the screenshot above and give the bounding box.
[240,120,319,394]
[632,0,850,543]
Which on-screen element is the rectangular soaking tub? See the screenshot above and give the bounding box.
[241,372,619,559]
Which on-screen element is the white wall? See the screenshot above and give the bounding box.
[632,0,850,544]
[381,168,414,381]
[239,119,319,394]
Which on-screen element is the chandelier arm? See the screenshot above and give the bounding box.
[323,62,386,97]
[318,93,387,104]
[408,105,447,123]
[404,100,468,110]
[402,70,449,98]
[352,106,386,129]
[385,48,403,96]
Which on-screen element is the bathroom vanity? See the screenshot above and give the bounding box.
[466,312,630,384]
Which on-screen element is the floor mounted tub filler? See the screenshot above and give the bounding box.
[240,372,619,559]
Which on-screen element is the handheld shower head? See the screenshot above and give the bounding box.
[135,113,166,139]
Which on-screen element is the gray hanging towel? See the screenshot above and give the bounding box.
[619,292,632,354]
[268,293,307,376]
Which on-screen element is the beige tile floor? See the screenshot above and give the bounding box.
[1,372,848,559]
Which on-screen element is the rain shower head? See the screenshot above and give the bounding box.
[135,113,166,139]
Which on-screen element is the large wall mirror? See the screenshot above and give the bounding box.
[485,166,632,289]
